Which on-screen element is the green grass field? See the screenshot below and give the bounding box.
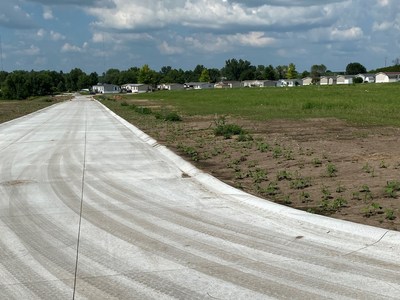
[0,96,70,124]
[125,83,400,127]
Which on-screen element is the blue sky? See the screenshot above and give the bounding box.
[0,0,399,74]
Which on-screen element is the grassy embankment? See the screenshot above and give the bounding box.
[121,83,400,126]
[99,83,400,230]
[0,96,70,124]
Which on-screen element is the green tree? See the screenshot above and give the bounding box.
[275,65,288,79]
[66,68,85,91]
[138,64,157,85]
[199,69,210,82]
[301,70,310,78]
[208,68,221,83]
[2,71,30,99]
[221,58,254,81]
[264,65,276,80]
[102,68,120,84]
[345,62,367,75]
[310,64,327,78]
[255,65,266,80]
[286,63,298,79]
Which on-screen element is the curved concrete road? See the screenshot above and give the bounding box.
[0,95,399,299]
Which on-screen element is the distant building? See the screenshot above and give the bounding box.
[356,73,375,83]
[241,80,276,88]
[336,75,355,85]
[122,83,150,93]
[375,72,400,83]
[158,83,185,91]
[214,81,241,88]
[92,83,121,94]
[320,76,337,85]
[302,77,314,85]
[277,79,302,87]
[184,82,214,89]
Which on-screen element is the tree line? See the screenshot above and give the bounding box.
[1,58,397,100]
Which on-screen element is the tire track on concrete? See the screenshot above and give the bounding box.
[45,109,216,299]
[46,156,354,299]
[79,179,398,299]
[84,170,400,288]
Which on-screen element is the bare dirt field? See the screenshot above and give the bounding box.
[105,98,400,231]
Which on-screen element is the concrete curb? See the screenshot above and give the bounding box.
[97,99,400,248]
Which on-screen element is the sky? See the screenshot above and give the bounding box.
[0,0,399,74]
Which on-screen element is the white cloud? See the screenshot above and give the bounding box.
[50,30,66,41]
[17,45,40,55]
[43,6,53,20]
[37,28,46,38]
[181,31,275,54]
[308,26,364,43]
[0,2,35,28]
[377,0,390,7]
[233,32,275,47]
[158,41,184,55]
[330,27,364,41]
[86,0,340,32]
[373,21,394,31]
[61,43,85,53]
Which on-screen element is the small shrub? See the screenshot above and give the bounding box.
[363,202,383,217]
[352,192,362,200]
[120,101,129,106]
[214,115,245,138]
[384,181,400,198]
[362,162,373,174]
[237,133,253,142]
[276,170,292,181]
[284,149,295,160]
[321,186,333,200]
[385,209,396,220]
[331,197,347,210]
[250,168,268,183]
[336,184,346,193]
[326,163,337,177]
[379,160,389,169]
[290,174,312,189]
[135,106,152,114]
[312,158,322,167]
[262,182,280,196]
[257,142,271,152]
[178,144,199,161]
[272,146,283,158]
[300,191,311,203]
[360,184,370,193]
[164,112,182,122]
[283,195,292,205]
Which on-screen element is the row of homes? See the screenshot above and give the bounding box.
[303,72,400,85]
[91,72,400,94]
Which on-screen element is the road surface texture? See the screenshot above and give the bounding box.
[0,95,399,299]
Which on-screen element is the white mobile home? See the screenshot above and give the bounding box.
[320,76,337,85]
[356,73,375,83]
[336,75,355,85]
[184,82,214,90]
[158,83,184,91]
[122,83,150,93]
[375,72,400,83]
[92,84,121,94]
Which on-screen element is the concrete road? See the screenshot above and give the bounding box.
[0,95,399,299]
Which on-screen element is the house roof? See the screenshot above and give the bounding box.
[376,72,400,77]
[122,83,147,87]
[356,73,375,77]
[337,75,355,78]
